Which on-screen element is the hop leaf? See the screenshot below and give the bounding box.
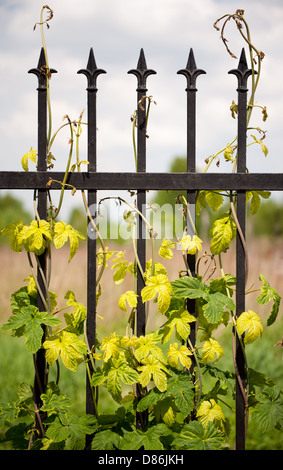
[251,134,268,156]
[118,291,138,312]
[53,221,85,262]
[0,221,25,252]
[43,331,88,371]
[179,234,203,254]
[158,238,175,260]
[167,342,192,369]
[100,332,120,362]
[201,338,224,364]
[21,219,52,255]
[134,332,166,363]
[210,213,236,255]
[196,399,226,429]
[173,421,225,450]
[3,305,61,353]
[257,274,281,326]
[138,355,170,392]
[141,274,173,314]
[21,147,37,171]
[161,308,196,343]
[236,310,263,344]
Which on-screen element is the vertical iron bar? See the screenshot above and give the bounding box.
[78,50,106,420]
[177,51,205,406]
[229,48,252,450]
[128,50,156,337]
[128,50,155,428]
[28,48,56,435]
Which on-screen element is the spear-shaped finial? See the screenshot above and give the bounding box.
[177,48,206,90]
[128,48,156,92]
[78,48,106,91]
[28,47,57,88]
[228,48,254,91]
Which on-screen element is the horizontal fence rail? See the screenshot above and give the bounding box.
[0,171,282,191]
[1,45,282,450]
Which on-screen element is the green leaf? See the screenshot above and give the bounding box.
[210,213,236,255]
[252,389,283,433]
[91,429,122,450]
[203,291,235,324]
[257,274,281,326]
[121,424,171,450]
[106,356,139,403]
[2,305,61,353]
[172,421,225,450]
[167,372,195,416]
[41,382,72,416]
[171,276,209,301]
[65,414,98,450]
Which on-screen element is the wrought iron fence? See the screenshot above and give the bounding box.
[1,46,282,450]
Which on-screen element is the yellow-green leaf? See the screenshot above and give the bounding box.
[167,342,192,369]
[162,308,196,343]
[141,274,173,314]
[158,239,175,260]
[21,220,52,254]
[138,355,169,392]
[21,147,37,171]
[251,134,268,156]
[101,333,120,362]
[180,235,202,254]
[118,291,138,312]
[43,331,87,371]
[201,338,224,364]
[210,214,236,255]
[236,310,263,344]
[53,221,85,262]
[197,399,225,428]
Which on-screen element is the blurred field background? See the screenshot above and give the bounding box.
[0,182,282,449]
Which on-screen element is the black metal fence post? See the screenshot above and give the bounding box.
[229,48,253,450]
[78,49,106,418]
[28,48,56,435]
[177,50,205,400]
[128,49,156,338]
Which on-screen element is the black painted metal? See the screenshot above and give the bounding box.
[128,49,156,428]
[229,48,253,450]
[78,48,106,420]
[0,171,281,191]
[28,48,56,436]
[1,46,282,449]
[177,50,205,394]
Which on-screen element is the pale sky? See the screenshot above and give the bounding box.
[0,0,282,218]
